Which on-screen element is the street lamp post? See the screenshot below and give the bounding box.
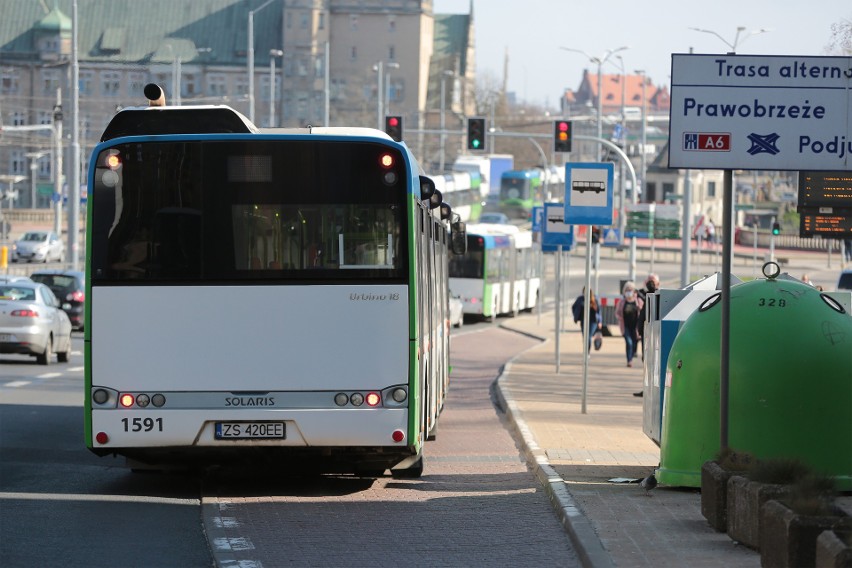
[25,151,50,209]
[384,62,400,115]
[688,26,769,52]
[269,49,284,127]
[373,61,384,130]
[247,0,277,124]
[560,46,628,161]
[688,25,768,453]
[439,70,454,172]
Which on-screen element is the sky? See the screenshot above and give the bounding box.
[433,0,850,109]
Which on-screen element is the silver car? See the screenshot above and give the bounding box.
[12,230,65,263]
[0,282,72,364]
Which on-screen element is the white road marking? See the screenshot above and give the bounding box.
[213,537,255,551]
[211,517,241,528]
[4,381,31,388]
[36,373,62,379]
[68,366,84,372]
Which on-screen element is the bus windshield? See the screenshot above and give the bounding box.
[91,139,408,283]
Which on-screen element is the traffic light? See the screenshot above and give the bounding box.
[591,226,601,244]
[466,117,486,151]
[772,222,781,235]
[554,119,572,153]
[384,115,403,142]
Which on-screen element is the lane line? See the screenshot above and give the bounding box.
[4,380,31,388]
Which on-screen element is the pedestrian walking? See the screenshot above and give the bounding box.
[572,287,600,351]
[615,281,643,368]
[844,238,852,262]
[705,219,716,247]
[637,273,658,360]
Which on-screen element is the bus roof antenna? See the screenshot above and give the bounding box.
[144,83,166,107]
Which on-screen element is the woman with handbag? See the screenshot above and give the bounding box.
[615,281,644,367]
[572,287,600,351]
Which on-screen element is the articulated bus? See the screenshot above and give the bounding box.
[431,170,483,222]
[84,85,465,477]
[498,169,543,220]
[448,223,540,319]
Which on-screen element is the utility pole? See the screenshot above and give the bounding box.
[53,89,63,236]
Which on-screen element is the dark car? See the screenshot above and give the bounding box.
[29,270,85,331]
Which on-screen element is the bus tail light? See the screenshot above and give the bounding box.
[365,392,381,407]
[119,394,134,408]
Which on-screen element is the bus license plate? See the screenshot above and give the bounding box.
[215,422,285,439]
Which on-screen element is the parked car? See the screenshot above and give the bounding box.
[11,230,64,263]
[449,296,464,328]
[0,281,72,364]
[29,270,86,331]
[478,212,510,224]
[838,270,852,292]
[0,275,32,284]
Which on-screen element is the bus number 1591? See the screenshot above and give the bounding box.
[121,417,164,432]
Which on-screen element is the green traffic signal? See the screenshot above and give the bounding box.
[466,117,485,151]
[772,222,780,235]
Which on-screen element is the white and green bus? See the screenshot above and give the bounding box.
[84,86,465,477]
[448,224,540,320]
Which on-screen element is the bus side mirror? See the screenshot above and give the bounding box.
[451,220,467,255]
[419,175,435,201]
[429,189,442,210]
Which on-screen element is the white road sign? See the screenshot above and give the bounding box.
[668,54,852,171]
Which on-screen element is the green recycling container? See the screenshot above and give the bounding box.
[657,273,852,489]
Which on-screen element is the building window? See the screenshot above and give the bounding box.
[314,56,324,78]
[183,73,198,97]
[10,150,26,175]
[79,70,94,96]
[388,16,396,32]
[1,68,20,94]
[318,12,325,30]
[350,15,358,30]
[235,77,248,96]
[128,72,146,95]
[300,12,308,29]
[37,110,52,125]
[645,182,657,202]
[41,69,61,95]
[350,46,357,61]
[38,154,52,178]
[707,181,717,198]
[102,71,121,97]
[10,111,25,126]
[388,46,395,61]
[663,182,675,201]
[208,74,227,97]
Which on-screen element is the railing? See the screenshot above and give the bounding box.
[736,229,843,252]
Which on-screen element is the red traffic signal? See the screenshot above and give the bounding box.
[385,115,403,141]
[554,120,572,153]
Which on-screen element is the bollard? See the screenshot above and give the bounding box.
[0,245,7,269]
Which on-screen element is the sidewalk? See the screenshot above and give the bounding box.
[495,311,761,568]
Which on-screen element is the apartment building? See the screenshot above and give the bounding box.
[0,0,475,208]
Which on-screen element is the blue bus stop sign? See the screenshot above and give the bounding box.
[564,162,614,226]
[542,202,574,252]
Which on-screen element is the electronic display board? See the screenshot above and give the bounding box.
[798,171,852,207]
[799,207,852,237]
